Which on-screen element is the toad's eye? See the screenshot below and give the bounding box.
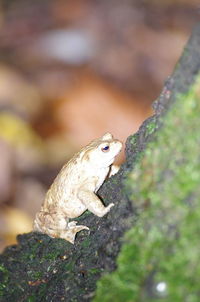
[101,145,110,152]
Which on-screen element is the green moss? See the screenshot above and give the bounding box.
[81,237,91,249]
[145,117,157,135]
[94,78,200,301]
[88,268,102,276]
[30,271,43,279]
[0,233,74,301]
[128,135,137,146]
[27,296,37,302]
[0,264,9,295]
[74,210,91,221]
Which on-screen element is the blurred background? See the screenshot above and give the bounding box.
[0,0,199,252]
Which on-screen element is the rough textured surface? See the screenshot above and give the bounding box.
[95,74,200,302]
[94,24,200,301]
[1,24,200,302]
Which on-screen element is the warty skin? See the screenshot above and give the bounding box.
[33,133,122,244]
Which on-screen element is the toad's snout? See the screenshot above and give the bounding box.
[114,140,123,152]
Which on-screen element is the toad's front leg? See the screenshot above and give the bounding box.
[78,183,114,217]
[109,164,120,177]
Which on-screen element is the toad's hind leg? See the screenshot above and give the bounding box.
[33,211,89,244]
[61,221,89,244]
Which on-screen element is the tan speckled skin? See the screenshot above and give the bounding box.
[33,133,122,244]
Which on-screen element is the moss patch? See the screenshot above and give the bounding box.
[94,78,200,302]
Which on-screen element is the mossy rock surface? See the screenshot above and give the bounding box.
[94,24,200,302]
[1,24,200,302]
[95,75,200,302]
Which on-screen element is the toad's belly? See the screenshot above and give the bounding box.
[59,199,87,219]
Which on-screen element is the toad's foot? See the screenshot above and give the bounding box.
[60,221,89,244]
